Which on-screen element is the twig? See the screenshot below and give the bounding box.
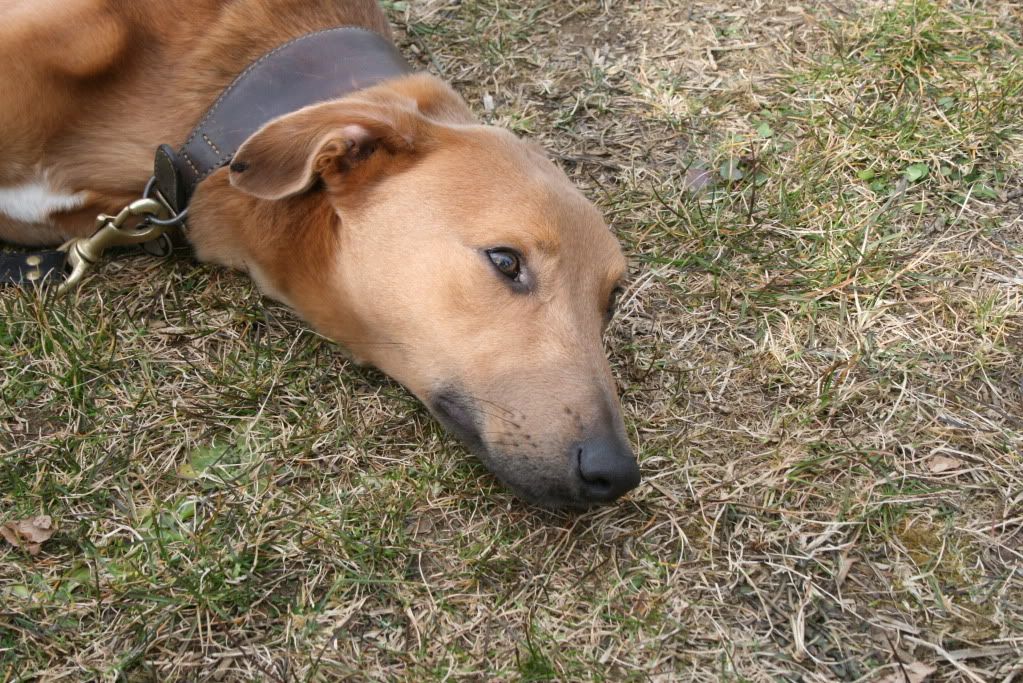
[904,636,988,683]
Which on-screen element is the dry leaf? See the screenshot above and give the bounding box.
[928,455,964,473]
[1,515,56,555]
[878,661,937,683]
[836,549,858,588]
[683,165,714,193]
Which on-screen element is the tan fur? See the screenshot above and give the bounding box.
[0,0,635,505]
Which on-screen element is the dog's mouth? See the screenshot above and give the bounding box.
[430,389,486,454]
[429,388,561,504]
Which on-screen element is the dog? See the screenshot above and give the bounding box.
[0,0,640,507]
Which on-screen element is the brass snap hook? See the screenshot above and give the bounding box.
[58,192,178,292]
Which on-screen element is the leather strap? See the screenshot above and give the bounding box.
[154,26,411,213]
[0,250,67,286]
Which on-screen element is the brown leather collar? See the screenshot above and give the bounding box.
[153,26,411,214]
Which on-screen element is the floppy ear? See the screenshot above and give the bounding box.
[228,98,426,201]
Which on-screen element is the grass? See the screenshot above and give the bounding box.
[2,0,1022,680]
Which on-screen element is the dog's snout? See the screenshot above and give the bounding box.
[429,387,640,507]
[575,436,640,503]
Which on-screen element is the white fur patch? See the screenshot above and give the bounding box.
[0,177,88,224]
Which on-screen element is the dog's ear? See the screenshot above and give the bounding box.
[228,98,427,201]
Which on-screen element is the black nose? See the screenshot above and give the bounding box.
[575,436,641,503]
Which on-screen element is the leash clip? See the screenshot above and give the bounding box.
[58,179,185,292]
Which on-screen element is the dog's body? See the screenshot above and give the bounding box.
[0,0,392,245]
[1,0,641,507]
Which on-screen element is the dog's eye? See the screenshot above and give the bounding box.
[487,249,521,281]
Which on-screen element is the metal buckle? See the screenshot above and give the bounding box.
[58,178,188,292]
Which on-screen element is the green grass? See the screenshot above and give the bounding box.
[3,0,1023,680]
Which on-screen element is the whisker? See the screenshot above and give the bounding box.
[456,392,522,427]
[333,339,409,348]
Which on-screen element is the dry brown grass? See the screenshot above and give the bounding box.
[2,0,1022,680]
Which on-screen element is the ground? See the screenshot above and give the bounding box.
[1,0,1021,680]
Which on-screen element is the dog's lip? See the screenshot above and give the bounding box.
[430,389,485,452]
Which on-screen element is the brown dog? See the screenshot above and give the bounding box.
[0,0,639,507]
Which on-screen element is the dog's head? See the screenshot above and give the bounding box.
[194,74,639,507]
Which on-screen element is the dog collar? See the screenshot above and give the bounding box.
[152,26,411,215]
